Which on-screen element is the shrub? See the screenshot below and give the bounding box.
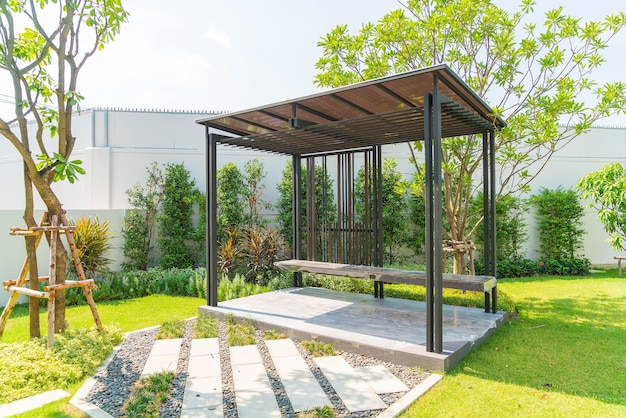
[121,162,164,271]
[475,257,590,278]
[472,193,528,261]
[217,162,246,241]
[68,216,114,279]
[530,187,585,260]
[157,162,198,269]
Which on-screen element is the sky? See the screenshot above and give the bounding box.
[1,0,626,124]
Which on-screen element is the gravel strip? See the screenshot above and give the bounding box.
[85,318,429,417]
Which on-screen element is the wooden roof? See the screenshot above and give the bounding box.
[197,64,505,156]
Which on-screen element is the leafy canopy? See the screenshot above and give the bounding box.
[578,162,626,251]
[315,0,626,249]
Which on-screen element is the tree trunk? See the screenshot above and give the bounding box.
[32,177,67,334]
[26,236,40,338]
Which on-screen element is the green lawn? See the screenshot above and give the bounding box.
[1,294,206,343]
[2,275,625,417]
[402,275,626,417]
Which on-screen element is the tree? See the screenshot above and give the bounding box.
[243,158,270,228]
[355,158,411,265]
[0,0,128,335]
[315,0,626,272]
[275,160,336,255]
[122,162,165,271]
[157,163,197,269]
[216,162,246,241]
[577,162,626,251]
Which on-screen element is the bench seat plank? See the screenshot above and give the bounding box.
[274,260,496,293]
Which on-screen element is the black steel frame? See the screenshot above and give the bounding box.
[204,72,498,355]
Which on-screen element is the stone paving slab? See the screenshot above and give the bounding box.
[182,338,223,417]
[231,354,281,418]
[265,339,331,412]
[140,338,183,378]
[355,365,410,394]
[315,355,388,412]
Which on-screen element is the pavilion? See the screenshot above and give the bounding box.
[196,64,506,367]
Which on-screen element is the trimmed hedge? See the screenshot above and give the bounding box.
[475,257,590,279]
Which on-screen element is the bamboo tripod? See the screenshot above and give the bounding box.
[0,212,103,347]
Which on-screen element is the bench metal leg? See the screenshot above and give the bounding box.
[484,291,490,313]
[619,259,623,278]
[492,287,497,313]
[373,281,384,299]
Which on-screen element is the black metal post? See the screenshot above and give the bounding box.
[489,129,497,312]
[373,145,384,298]
[293,154,303,287]
[206,130,218,307]
[424,92,434,353]
[433,75,444,354]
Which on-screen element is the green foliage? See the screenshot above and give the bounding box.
[157,162,198,269]
[122,162,165,271]
[530,187,585,260]
[35,152,85,184]
[301,340,336,357]
[314,0,626,271]
[275,160,336,255]
[194,314,219,339]
[68,216,113,279]
[577,162,626,251]
[355,158,410,264]
[217,227,287,285]
[65,268,208,304]
[123,372,174,417]
[217,162,247,241]
[217,274,266,302]
[0,326,122,404]
[226,314,256,346]
[63,268,275,306]
[156,319,185,339]
[472,193,528,261]
[263,329,286,340]
[243,158,271,228]
[475,257,589,278]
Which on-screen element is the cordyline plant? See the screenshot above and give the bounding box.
[0,0,128,337]
[315,0,626,273]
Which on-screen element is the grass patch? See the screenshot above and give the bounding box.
[0,326,122,404]
[194,314,220,338]
[226,314,256,346]
[123,372,174,417]
[263,329,286,340]
[301,340,336,357]
[156,318,185,339]
[1,294,205,344]
[402,275,626,416]
[300,405,335,418]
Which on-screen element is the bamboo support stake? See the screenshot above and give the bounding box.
[60,214,103,331]
[47,215,58,348]
[0,213,46,339]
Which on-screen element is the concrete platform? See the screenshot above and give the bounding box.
[198,287,507,371]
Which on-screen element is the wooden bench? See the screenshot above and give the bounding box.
[614,256,626,277]
[275,259,498,313]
